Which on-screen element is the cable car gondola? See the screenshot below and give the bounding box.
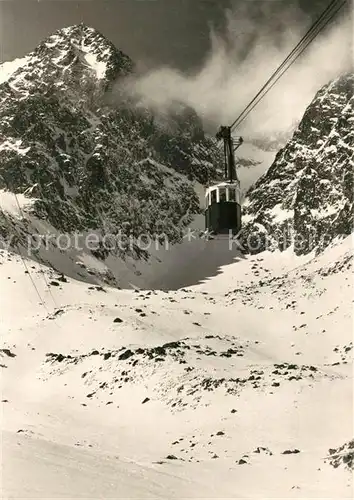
[204,126,243,237]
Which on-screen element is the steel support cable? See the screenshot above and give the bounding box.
[229,0,347,131]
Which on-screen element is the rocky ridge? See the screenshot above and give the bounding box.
[242,73,354,255]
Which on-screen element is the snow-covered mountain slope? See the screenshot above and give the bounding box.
[0,24,220,272]
[236,142,277,199]
[0,24,133,96]
[243,73,354,255]
[1,235,352,498]
[236,125,299,200]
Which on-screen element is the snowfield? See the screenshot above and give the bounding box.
[1,236,353,498]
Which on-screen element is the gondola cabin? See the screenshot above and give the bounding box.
[205,181,241,235]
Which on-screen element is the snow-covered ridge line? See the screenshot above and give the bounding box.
[0,190,36,218]
[0,139,31,156]
[0,57,30,85]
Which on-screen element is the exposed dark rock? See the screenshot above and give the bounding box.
[57,274,68,282]
[53,308,65,316]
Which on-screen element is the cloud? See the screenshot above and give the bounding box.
[111,0,353,139]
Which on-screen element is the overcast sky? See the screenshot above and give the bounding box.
[0,0,346,71]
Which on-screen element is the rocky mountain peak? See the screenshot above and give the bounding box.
[35,23,134,81]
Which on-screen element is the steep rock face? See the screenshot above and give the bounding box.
[242,73,354,255]
[0,24,219,258]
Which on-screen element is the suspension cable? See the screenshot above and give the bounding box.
[0,176,54,311]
